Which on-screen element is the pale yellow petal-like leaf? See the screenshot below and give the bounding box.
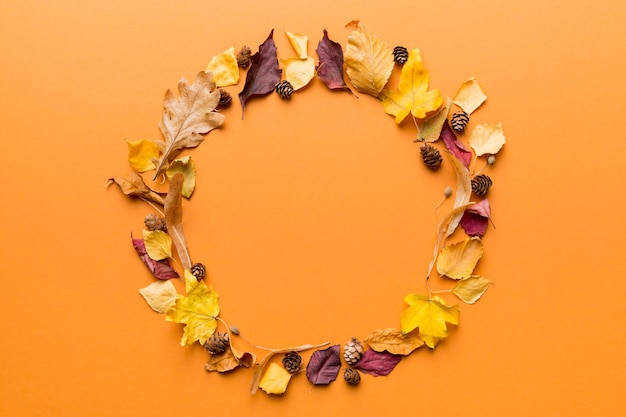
[453,77,487,114]
[139,280,178,313]
[452,275,493,304]
[400,294,459,349]
[281,57,315,90]
[364,328,424,355]
[205,47,239,87]
[437,237,484,279]
[416,98,451,142]
[468,122,506,156]
[446,152,472,237]
[142,229,173,261]
[285,31,308,59]
[166,156,196,198]
[259,362,292,395]
[127,139,160,172]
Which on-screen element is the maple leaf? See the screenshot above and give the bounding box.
[400,294,460,349]
[239,30,281,115]
[316,29,350,92]
[437,237,484,279]
[381,48,443,123]
[152,71,225,179]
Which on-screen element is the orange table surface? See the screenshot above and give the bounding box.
[2,1,625,416]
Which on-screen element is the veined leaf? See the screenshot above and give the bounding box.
[205,46,239,87]
[364,328,424,355]
[107,172,164,206]
[437,237,484,279]
[259,363,292,395]
[460,198,491,237]
[452,275,493,304]
[139,280,178,313]
[400,294,460,349]
[131,237,179,280]
[469,122,506,156]
[142,229,173,261]
[126,139,160,172]
[316,29,350,91]
[352,349,401,376]
[305,345,341,385]
[416,98,451,143]
[453,77,487,114]
[166,156,196,199]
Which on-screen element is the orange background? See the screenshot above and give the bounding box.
[2,0,625,416]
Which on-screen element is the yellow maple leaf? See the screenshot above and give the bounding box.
[436,237,484,279]
[381,48,443,123]
[166,271,220,346]
[452,275,493,304]
[126,139,160,172]
[166,156,196,198]
[142,229,173,261]
[205,47,239,87]
[401,294,460,349]
[258,362,292,395]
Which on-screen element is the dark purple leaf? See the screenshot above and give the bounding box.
[352,349,401,376]
[460,199,491,237]
[306,345,341,385]
[440,121,472,168]
[238,30,281,116]
[316,29,351,92]
[131,237,179,280]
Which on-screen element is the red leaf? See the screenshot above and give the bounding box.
[131,237,179,280]
[460,198,491,237]
[305,345,341,385]
[316,29,351,92]
[351,349,401,376]
[238,30,281,115]
[440,121,472,168]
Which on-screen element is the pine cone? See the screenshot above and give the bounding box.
[275,80,294,99]
[471,174,493,196]
[420,143,443,170]
[343,337,364,365]
[282,351,303,374]
[191,263,206,281]
[393,46,409,65]
[236,46,252,68]
[217,88,232,109]
[144,213,167,232]
[450,110,470,132]
[344,368,361,385]
[204,332,229,354]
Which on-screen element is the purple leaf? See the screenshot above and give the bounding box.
[440,121,472,168]
[316,29,351,92]
[352,349,401,376]
[131,237,179,280]
[238,30,281,115]
[306,345,341,385]
[460,199,491,237]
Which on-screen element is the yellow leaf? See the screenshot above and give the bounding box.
[416,98,451,142]
[445,152,472,237]
[126,139,161,172]
[364,328,424,355]
[139,280,178,313]
[142,229,173,261]
[381,48,443,123]
[468,122,506,156]
[166,156,196,198]
[285,31,308,59]
[437,237,484,279]
[400,294,460,349]
[344,20,394,97]
[453,77,487,114]
[452,275,493,304]
[281,57,315,90]
[165,277,220,346]
[259,362,292,395]
[205,47,239,87]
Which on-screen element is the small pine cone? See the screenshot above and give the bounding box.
[344,368,361,385]
[144,213,167,232]
[420,143,443,170]
[217,88,232,109]
[393,46,409,65]
[343,337,364,365]
[236,46,252,68]
[281,351,303,374]
[471,174,493,196]
[204,332,229,354]
[450,111,470,132]
[275,80,294,99]
[190,263,206,281]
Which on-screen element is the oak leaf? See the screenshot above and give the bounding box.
[153,71,224,179]
[364,328,424,355]
[107,172,164,206]
[131,237,179,280]
[416,98,451,143]
[344,20,394,97]
[139,280,178,313]
[305,345,341,385]
[259,363,292,395]
[142,229,173,261]
[468,122,506,156]
[316,29,350,92]
[352,350,402,376]
[166,156,196,198]
[452,275,493,304]
[205,47,240,87]
[460,198,491,237]
[126,139,160,172]
[381,48,443,123]
[453,77,487,115]
[164,173,192,271]
[400,294,460,349]
[437,237,484,279]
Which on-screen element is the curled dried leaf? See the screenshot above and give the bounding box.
[164,173,192,271]
[107,172,164,206]
[364,328,424,355]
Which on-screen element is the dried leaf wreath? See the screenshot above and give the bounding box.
[108,20,506,396]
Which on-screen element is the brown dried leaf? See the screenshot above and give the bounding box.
[446,151,472,237]
[106,172,164,206]
[364,328,424,355]
[205,348,240,373]
[164,173,191,270]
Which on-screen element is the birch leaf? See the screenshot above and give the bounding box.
[153,71,224,179]
[453,275,493,304]
[166,156,196,198]
[139,280,178,313]
[259,363,292,395]
[316,29,350,92]
[142,229,173,261]
[107,172,164,206]
[281,57,315,90]
[416,98,451,143]
[344,20,393,97]
[446,152,472,237]
[468,123,506,156]
[453,77,487,114]
[400,294,460,349]
[364,328,424,355]
[460,198,491,237]
[380,48,443,123]
[437,237,484,279]
[127,139,160,172]
[131,237,179,280]
[205,46,239,87]
[239,30,281,114]
[164,173,192,271]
